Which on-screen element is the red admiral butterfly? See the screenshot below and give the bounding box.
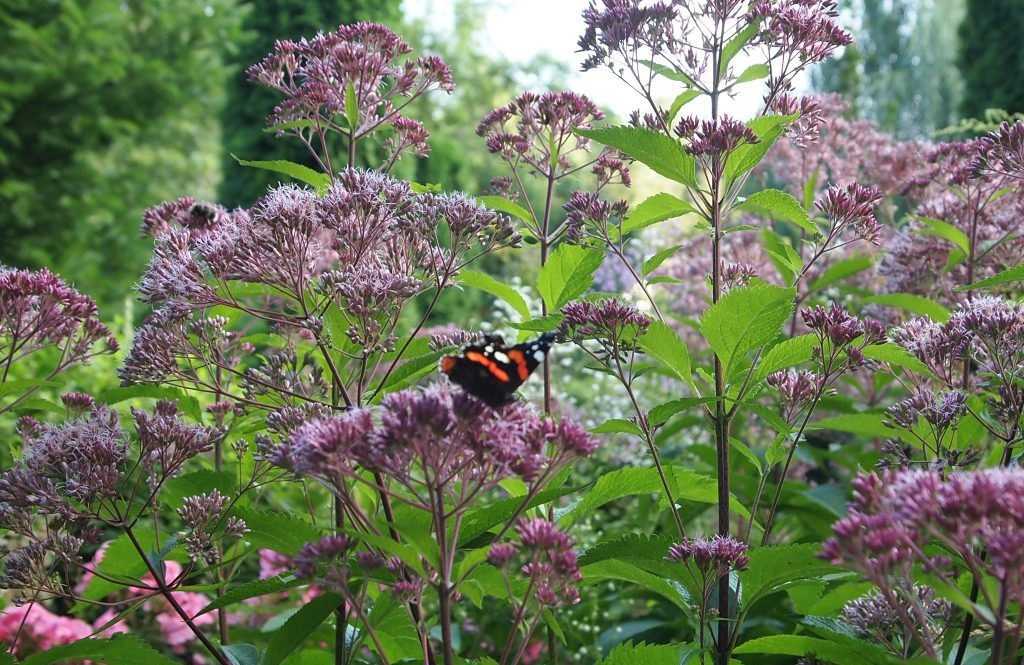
[440,333,556,407]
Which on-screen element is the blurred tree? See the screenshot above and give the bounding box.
[0,0,245,306]
[218,0,401,207]
[958,0,1024,119]
[814,0,964,137]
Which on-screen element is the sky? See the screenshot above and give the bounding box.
[402,0,791,120]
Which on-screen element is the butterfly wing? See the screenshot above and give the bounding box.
[439,333,555,407]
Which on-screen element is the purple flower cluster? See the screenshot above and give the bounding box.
[766,369,819,419]
[975,121,1024,181]
[489,518,583,607]
[751,0,852,65]
[840,586,949,657]
[815,183,883,246]
[578,0,680,73]
[274,382,598,497]
[803,303,885,349]
[678,116,759,158]
[0,267,116,405]
[667,535,749,577]
[247,22,452,165]
[561,299,652,341]
[823,469,1024,625]
[124,169,515,395]
[177,490,249,564]
[477,91,605,177]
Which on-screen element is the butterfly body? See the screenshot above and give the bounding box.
[440,333,556,407]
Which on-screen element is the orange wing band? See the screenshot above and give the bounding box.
[465,351,510,382]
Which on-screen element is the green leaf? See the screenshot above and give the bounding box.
[233,157,330,195]
[648,397,714,427]
[642,244,684,276]
[477,194,535,226]
[739,544,837,609]
[720,22,759,77]
[366,594,422,662]
[224,644,262,665]
[811,413,900,440]
[755,334,816,382]
[599,642,696,665]
[641,60,699,88]
[863,293,951,322]
[638,321,692,384]
[666,90,702,124]
[374,351,445,397]
[233,508,321,556]
[576,126,696,187]
[700,283,795,377]
[734,62,770,84]
[558,466,749,526]
[737,189,818,236]
[200,575,306,616]
[619,193,696,238]
[583,559,691,611]
[810,255,874,291]
[21,635,182,665]
[161,470,236,510]
[459,480,577,545]
[537,244,604,310]
[344,82,359,131]
[724,114,796,182]
[262,592,342,665]
[761,229,803,284]
[459,269,530,320]
[919,216,970,255]
[960,263,1024,290]
[79,528,160,604]
[734,634,937,665]
[862,343,932,376]
[592,419,643,437]
[509,314,564,332]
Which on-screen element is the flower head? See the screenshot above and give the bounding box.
[477,91,604,176]
[667,535,749,576]
[561,299,651,341]
[816,183,883,245]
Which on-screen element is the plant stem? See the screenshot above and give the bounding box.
[709,25,732,664]
[124,526,232,665]
[540,170,557,414]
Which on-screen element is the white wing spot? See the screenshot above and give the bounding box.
[493,351,510,363]
[533,350,545,362]
[484,345,494,353]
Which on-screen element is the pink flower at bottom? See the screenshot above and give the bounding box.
[0,604,92,655]
[151,591,215,652]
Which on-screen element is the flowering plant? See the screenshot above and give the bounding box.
[5,5,1024,665]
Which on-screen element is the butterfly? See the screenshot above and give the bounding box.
[440,332,556,407]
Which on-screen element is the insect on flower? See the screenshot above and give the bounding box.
[439,333,556,407]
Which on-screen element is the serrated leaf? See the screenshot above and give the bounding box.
[642,244,684,275]
[233,157,329,195]
[599,642,697,665]
[233,508,320,556]
[576,126,697,187]
[700,283,795,377]
[862,343,932,376]
[459,479,576,545]
[739,544,837,609]
[755,334,816,381]
[638,321,692,384]
[619,193,696,238]
[863,293,950,322]
[960,263,1024,290]
[919,216,970,255]
[648,397,714,427]
[720,21,759,77]
[477,194,535,226]
[811,412,900,440]
[459,269,530,320]
[160,470,236,509]
[509,314,563,332]
[537,244,604,310]
[200,575,306,615]
[738,188,817,236]
[761,228,803,284]
[810,255,874,291]
[735,62,770,84]
[21,634,182,665]
[344,82,359,131]
[262,592,342,665]
[666,90,702,124]
[583,559,691,611]
[734,634,938,665]
[724,114,797,182]
[592,419,644,437]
